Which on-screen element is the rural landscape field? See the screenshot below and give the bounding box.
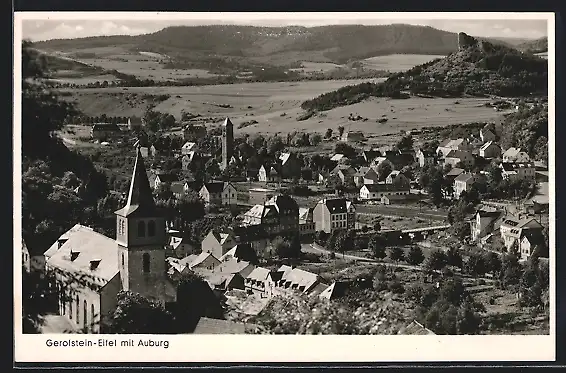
[21,19,551,343]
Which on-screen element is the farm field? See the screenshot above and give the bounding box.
[290,61,346,73]
[361,54,446,72]
[59,78,504,139]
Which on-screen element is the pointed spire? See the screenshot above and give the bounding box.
[125,147,155,208]
[222,117,233,127]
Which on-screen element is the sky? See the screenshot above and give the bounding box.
[20,13,549,42]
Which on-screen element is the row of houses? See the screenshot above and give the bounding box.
[469,206,547,261]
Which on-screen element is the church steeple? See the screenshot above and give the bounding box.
[126,147,155,208]
[115,147,156,217]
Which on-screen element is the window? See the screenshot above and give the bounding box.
[69,298,73,319]
[138,221,146,237]
[91,304,95,329]
[143,253,150,273]
[121,220,125,236]
[148,220,156,237]
[76,296,80,325]
[84,300,88,329]
[122,253,125,266]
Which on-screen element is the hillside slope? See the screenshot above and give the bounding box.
[33,24,519,68]
[517,37,548,54]
[301,32,548,111]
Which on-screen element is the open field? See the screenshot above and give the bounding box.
[290,61,346,73]
[361,54,446,73]
[59,79,504,139]
[46,73,120,85]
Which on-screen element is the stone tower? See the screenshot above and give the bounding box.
[114,148,174,304]
[221,117,234,170]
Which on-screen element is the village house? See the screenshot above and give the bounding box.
[299,207,316,238]
[219,243,257,263]
[398,320,436,335]
[330,153,347,163]
[499,162,536,182]
[354,167,379,187]
[201,229,237,260]
[180,252,221,272]
[139,146,152,159]
[170,181,187,199]
[436,138,472,157]
[499,214,544,251]
[332,164,356,185]
[181,141,198,155]
[470,206,502,242]
[502,147,531,163]
[239,194,300,238]
[90,123,122,141]
[369,156,388,171]
[271,265,322,296]
[519,231,548,261]
[44,149,176,333]
[199,181,237,206]
[384,151,415,170]
[443,150,475,169]
[258,165,280,183]
[416,148,436,167]
[359,183,411,201]
[317,171,330,185]
[444,167,465,183]
[195,257,255,279]
[480,128,497,143]
[381,193,420,205]
[205,272,245,293]
[244,267,274,296]
[479,141,502,159]
[192,317,256,334]
[340,130,366,143]
[386,170,410,187]
[168,234,197,258]
[181,152,198,171]
[318,281,348,301]
[453,173,485,199]
[278,153,301,180]
[313,198,356,233]
[153,173,179,190]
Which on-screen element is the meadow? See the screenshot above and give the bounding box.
[60,78,504,141]
[361,54,446,73]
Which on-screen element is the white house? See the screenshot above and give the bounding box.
[499,162,536,182]
[502,147,530,163]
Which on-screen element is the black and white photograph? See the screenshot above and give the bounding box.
[14,11,555,362]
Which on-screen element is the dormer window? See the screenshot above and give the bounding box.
[90,260,101,270]
[70,251,80,261]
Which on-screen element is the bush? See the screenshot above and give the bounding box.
[388,280,405,294]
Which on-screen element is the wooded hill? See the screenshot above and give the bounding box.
[301,33,548,112]
[33,24,520,68]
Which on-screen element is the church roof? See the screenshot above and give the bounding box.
[222,117,233,127]
[115,148,158,217]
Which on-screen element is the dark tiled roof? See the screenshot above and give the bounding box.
[323,198,348,213]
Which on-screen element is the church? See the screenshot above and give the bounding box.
[44,148,177,333]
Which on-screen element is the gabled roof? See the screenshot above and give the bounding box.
[156,173,180,183]
[115,148,158,217]
[266,194,299,213]
[182,252,220,269]
[215,258,254,275]
[445,149,472,159]
[455,173,475,183]
[182,142,197,150]
[219,243,254,262]
[193,317,256,334]
[202,181,231,194]
[330,154,346,162]
[320,198,348,213]
[503,147,522,157]
[246,267,271,282]
[279,267,319,292]
[398,320,436,335]
[279,152,293,165]
[445,167,465,177]
[417,148,435,157]
[45,225,119,287]
[319,281,348,300]
[480,141,500,151]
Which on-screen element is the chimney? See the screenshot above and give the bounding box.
[90,260,101,270]
[70,251,80,261]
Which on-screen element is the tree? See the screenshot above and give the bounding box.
[446,247,463,268]
[372,219,381,232]
[337,126,345,137]
[175,273,225,332]
[108,291,175,334]
[325,229,341,251]
[484,252,502,276]
[500,252,522,289]
[369,234,386,260]
[406,246,425,266]
[275,235,301,259]
[387,246,404,263]
[465,252,488,277]
[334,230,355,258]
[376,160,394,181]
[315,230,329,246]
[309,133,322,146]
[324,128,333,139]
[334,142,357,159]
[425,249,448,271]
[397,135,414,151]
